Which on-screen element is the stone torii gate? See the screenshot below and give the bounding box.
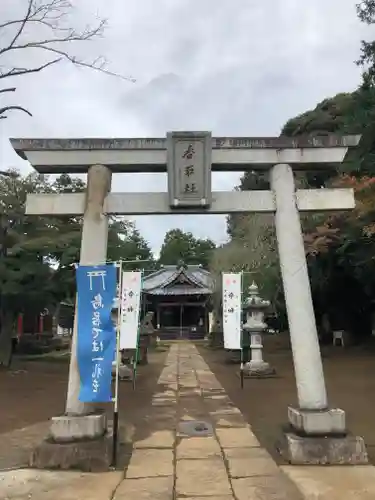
[11,132,367,467]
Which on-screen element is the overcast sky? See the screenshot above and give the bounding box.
[0,0,371,253]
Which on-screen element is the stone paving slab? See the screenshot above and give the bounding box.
[0,469,123,500]
[210,413,249,428]
[176,436,222,459]
[151,399,177,407]
[232,475,303,500]
[133,430,174,449]
[125,449,173,478]
[216,426,261,448]
[176,457,232,497]
[114,476,173,500]
[224,447,280,478]
[180,498,233,500]
[282,465,375,500]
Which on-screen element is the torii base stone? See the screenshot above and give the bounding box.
[279,429,368,465]
[30,414,113,472]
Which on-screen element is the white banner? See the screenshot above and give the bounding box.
[222,273,242,349]
[119,271,142,350]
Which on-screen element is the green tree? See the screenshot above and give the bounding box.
[281,88,375,178]
[221,95,375,331]
[276,85,375,339]
[216,2,375,339]
[107,220,155,270]
[226,176,269,239]
[357,0,375,85]
[210,214,280,311]
[222,174,281,315]
[158,229,215,268]
[0,171,154,366]
[0,170,53,366]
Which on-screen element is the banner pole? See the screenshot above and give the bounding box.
[132,270,143,391]
[240,271,244,389]
[111,260,122,468]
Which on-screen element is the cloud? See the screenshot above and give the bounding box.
[0,0,370,252]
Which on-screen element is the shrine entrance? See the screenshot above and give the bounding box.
[142,263,214,339]
[11,132,367,461]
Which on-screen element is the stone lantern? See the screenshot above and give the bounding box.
[242,282,275,377]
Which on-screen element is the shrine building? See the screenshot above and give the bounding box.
[142,263,214,340]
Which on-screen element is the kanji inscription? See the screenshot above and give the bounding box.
[167,132,212,208]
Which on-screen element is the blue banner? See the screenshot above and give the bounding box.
[76,264,117,403]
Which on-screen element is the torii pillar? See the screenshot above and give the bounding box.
[33,164,113,470]
[11,133,368,468]
[66,164,112,416]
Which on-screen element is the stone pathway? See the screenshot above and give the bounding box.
[2,341,375,499]
[115,342,303,500]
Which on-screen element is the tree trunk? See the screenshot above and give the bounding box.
[0,311,15,368]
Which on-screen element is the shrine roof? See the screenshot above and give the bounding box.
[142,265,214,296]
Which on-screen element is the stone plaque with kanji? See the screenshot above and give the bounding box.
[167,131,212,208]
